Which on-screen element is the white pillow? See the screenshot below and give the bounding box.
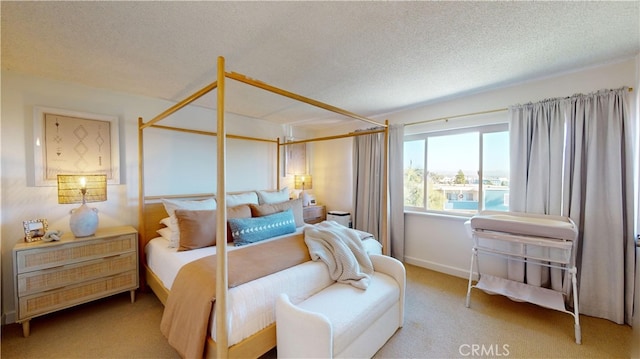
[159,217,173,230]
[226,192,259,207]
[161,198,217,247]
[156,227,172,242]
[257,187,289,204]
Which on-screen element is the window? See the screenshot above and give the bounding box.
[404,124,509,215]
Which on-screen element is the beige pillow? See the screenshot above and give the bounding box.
[175,210,217,251]
[249,198,304,227]
[228,204,251,218]
[161,198,216,247]
[226,204,252,242]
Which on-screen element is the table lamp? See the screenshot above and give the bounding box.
[294,174,312,207]
[57,174,107,237]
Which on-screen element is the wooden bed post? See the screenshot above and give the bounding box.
[215,56,229,358]
[277,137,281,190]
[382,120,390,256]
[137,117,147,289]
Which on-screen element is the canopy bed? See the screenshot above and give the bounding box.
[137,57,392,358]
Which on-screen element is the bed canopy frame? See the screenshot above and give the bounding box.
[138,56,389,358]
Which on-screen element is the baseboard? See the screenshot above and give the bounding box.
[404,256,478,281]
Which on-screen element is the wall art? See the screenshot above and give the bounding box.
[33,106,120,186]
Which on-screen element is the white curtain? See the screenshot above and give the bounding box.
[563,89,635,324]
[353,125,405,260]
[510,87,635,324]
[388,124,405,261]
[509,99,565,290]
[353,129,385,242]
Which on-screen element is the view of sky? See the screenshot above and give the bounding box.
[404,131,509,177]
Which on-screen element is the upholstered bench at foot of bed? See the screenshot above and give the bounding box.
[275,254,405,358]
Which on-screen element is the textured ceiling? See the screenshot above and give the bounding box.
[2,1,639,128]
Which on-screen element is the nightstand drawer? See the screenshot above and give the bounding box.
[303,205,326,224]
[16,234,136,274]
[18,270,137,319]
[17,252,137,296]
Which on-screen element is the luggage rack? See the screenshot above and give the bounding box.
[464,211,581,344]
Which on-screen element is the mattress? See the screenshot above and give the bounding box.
[469,210,577,241]
[145,227,383,346]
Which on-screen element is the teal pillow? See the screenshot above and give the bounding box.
[228,209,296,246]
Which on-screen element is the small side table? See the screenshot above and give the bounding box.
[13,226,139,337]
[303,205,326,224]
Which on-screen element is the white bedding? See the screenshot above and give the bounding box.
[145,225,383,346]
[145,228,305,290]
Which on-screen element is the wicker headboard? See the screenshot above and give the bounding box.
[140,194,215,254]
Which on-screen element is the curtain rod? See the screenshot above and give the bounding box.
[405,108,507,127]
[405,87,634,127]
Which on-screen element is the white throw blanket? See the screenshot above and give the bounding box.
[304,221,374,289]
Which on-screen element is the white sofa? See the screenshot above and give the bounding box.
[276,254,405,358]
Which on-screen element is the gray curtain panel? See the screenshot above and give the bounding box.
[353,124,405,261]
[509,87,635,324]
[563,88,635,324]
[388,124,405,261]
[509,99,566,291]
[353,129,385,244]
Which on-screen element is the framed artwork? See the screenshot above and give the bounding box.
[23,218,48,242]
[283,139,306,176]
[33,106,120,186]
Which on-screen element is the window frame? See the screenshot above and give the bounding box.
[404,123,509,216]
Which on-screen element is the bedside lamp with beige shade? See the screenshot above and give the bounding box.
[294,174,312,207]
[57,174,107,237]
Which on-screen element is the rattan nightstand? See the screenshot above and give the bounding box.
[303,204,326,224]
[13,226,138,337]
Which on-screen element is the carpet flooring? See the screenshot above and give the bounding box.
[1,263,632,358]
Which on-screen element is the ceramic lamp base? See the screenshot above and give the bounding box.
[69,203,99,237]
[299,191,311,207]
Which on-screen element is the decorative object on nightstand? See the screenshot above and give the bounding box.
[13,226,139,337]
[57,174,107,237]
[294,174,312,207]
[22,218,48,242]
[303,204,326,224]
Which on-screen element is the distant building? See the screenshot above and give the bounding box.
[435,184,508,212]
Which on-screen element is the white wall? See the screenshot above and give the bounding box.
[315,57,639,279]
[312,136,353,213]
[0,71,286,323]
